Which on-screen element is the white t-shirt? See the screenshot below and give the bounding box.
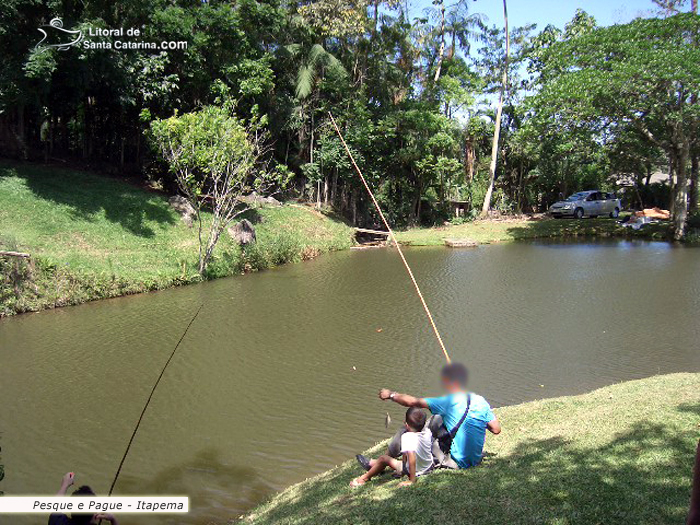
[400,428,434,476]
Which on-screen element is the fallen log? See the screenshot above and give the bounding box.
[0,250,31,259]
[355,228,390,236]
[444,238,478,248]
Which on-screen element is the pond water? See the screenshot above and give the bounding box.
[1,240,699,524]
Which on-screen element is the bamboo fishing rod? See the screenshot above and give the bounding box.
[107,303,204,497]
[328,112,451,364]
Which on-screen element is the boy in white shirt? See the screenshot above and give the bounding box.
[350,407,433,487]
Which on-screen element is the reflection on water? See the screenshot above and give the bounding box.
[1,240,699,524]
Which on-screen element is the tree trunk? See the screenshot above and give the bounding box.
[412,176,423,225]
[690,151,699,215]
[672,145,690,240]
[465,135,475,183]
[516,158,524,212]
[351,190,357,225]
[433,0,447,84]
[373,0,380,36]
[668,152,676,216]
[15,103,28,159]
[331,171,338,207]
[481,0,509,216]
[416,192,422,223]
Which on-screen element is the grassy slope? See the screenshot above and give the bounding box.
[396,216,672,246]
[0,162,353,315]
[245,373,700,525]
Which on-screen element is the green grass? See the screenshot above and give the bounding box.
[396,216,672,246]
[244,373,700,525]
[0,161,354,316]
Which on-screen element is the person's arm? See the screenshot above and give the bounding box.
[95,513,119,524]
[487,416,501,435]
[379,389,428,408]
[56,472,74,496]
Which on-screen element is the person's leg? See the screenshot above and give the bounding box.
[439,454,460,469]
[357,429,405,471]
[351,455,401,486]
[387,427,407,458]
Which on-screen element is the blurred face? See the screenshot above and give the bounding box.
[441,376,463,393]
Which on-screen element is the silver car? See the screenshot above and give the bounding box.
[549,190,622,219]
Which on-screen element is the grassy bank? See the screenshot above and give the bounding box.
[245,373,700,525]
[396,215,672,246]
[0,162,354,316]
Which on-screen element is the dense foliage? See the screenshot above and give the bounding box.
[0,0,698,235]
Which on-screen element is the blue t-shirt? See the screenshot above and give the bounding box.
[425,392,495,468]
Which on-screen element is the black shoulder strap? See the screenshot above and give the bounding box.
[449,394,471,438]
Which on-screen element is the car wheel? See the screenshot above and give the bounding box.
[574,208,584,219]
[610,207,620,218]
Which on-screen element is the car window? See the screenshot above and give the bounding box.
[607,192,616,200]
[586,193,597,201]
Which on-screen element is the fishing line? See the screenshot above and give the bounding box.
[107,303,204,496]
[329,112,451,364]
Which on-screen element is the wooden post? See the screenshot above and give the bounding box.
[0,251,30,258]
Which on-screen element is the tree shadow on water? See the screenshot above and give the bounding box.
[252,421,696,525]
[505,217,671,243]
[118,448,274,524]
[1,163,176,238]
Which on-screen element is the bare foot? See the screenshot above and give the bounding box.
[349,477,367,488]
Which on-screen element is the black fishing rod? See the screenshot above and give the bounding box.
[107,303,204,496]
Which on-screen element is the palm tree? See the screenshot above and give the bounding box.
[427,0,484,84]
[481,0,509,216]
[293,43,346,100]
[281,43,347,165]
[432,0,447,83]
[446,1,485,59]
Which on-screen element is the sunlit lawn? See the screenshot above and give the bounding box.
[0,161,353,314]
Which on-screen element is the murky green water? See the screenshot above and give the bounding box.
[1,240,699,524]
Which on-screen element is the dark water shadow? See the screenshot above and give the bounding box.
[118,448,274,523]
[506,217,672,244]
[0,163,175,238]
[253,421,696,524]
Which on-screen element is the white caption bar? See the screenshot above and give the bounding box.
[0,497,189,513]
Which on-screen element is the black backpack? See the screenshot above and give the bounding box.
[434,394,471,454]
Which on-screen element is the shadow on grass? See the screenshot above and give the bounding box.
[505,217,672,243]
[0,162,176,237]
[250,420,696,525]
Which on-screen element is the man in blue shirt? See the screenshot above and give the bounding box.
[371,363,500,470]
